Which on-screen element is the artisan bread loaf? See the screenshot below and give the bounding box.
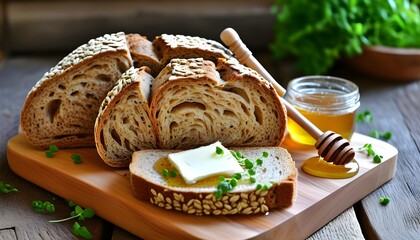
[130,147,297,215]
[153,34,234,65]
[126,34,162,77]
[95,67,157,167]
[20,32,133,149]
[151,57,287,150]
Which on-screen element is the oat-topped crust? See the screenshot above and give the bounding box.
[31,32,128,93]
[160,34,234,59]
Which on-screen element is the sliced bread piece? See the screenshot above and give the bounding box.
[20,32,133,149]
[150,57,287,150]
[152,34,234,65]
[95,67,157,167]
[126,34,162,77]
[130,146,297,215]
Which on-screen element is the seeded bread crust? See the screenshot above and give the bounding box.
[153,34,234,65]
[150,57,287,150]
[95,67,157,167]
[20,32,133,149]
[126,34,162,77]
[129,147,297,215]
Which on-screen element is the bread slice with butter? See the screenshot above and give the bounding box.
[130,146,297,215]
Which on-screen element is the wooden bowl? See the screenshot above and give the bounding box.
[344,46,420,82]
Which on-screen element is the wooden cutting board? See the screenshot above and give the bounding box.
[7,133,397,240]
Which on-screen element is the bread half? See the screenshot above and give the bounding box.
[95,67,157,167]
[151,58,287,150]
[20,32,133,149]
[130,147,297,215]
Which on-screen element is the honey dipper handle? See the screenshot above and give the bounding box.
[220,28,323,139]
[220,28,286,97]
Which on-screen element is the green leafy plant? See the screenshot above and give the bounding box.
[271,0,420,74]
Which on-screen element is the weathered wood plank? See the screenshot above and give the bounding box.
[6,0,274,54]
[345,76,420,239]
[0,228,17,240]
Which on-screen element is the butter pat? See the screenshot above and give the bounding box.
[168,142,244,184]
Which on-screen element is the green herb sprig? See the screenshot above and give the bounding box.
[380,197,391,205]
[71,154,82,164]
[32,200,55,213]
[359,143,383,163]
[49,205,95,223]
[49,204,95,239]
[73,222,93,239]
[0,180,18,193]
[370,131,392,141]
[45,145,59,158]
[162,168,178,178]
[356,110,374,123]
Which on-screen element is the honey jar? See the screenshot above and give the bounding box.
[285,76,360,145]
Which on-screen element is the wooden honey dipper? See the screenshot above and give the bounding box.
[220,28,355,165]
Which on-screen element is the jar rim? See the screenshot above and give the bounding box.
[285,75,360,113]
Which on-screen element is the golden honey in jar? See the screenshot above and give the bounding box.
[285,76,360,146]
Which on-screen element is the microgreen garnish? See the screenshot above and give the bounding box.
[359,143,383,163]
[67,200,77,208]
[32,200,55,213]
[49,205,95,223]
[213,150,272,199]
[49,145,59,153]
[356,110,374,123]
[215,146,224,155]
[72,222,93,239]
[169,170,178,178]
[31,199,95,239]
[162,169,178,178]
[248,169,256,176]
[249,177,256,184]
[162,169,169,177]
[0,181,18,193]
[45,145,59,158]
[71,154,82,164]
[370,131,392,140]
[380,197,391,205]
[233,173,242,180]
[244,159,254,169]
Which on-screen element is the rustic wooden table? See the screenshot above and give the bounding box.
[0,55,419,240]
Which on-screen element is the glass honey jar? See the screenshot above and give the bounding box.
[285,76,360,145]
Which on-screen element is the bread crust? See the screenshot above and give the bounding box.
[130,147,297,215]
[126,34,162,77]
[21,33,133,149]
[153,34,234,65]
